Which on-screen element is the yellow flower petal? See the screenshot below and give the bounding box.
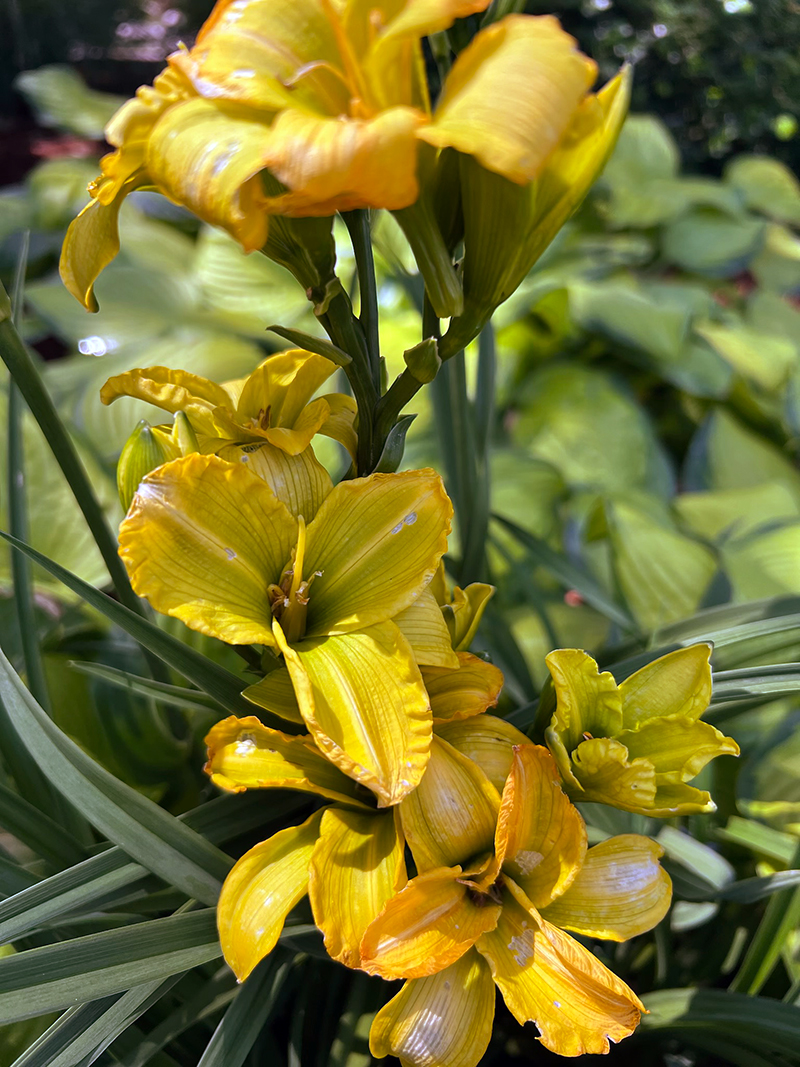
[317,392,358,460]
[275,620,432,806]
[217,809,323,981]
[619,644,713,728]
[204,714,367,805]
[494,745,586,909]
[419,15,596,184]
[369,950,495,1067]
[243,666,304,725]
[423,652,504,722]
[445,583,494,651]
[217,441,333,522]
[309,807,406,968]
[100,365,232,438]
[60,194,128,313]
[262,396,331,455]
[436,715,529,794]
[399,736,500,872]
[650,781,717,816]
[541,834,672,941]
[260,106,426,215]
[236,350,339,436]
[568,736,657,811]
[373,0,492,43]
[477,879,644,1056]
[118,454,297,646]
[393,589,460,669]
[361,867,502,980]
[303,469,452,637]
[616,716,739,783]
[146,96,272,251]
[545,648,623,749]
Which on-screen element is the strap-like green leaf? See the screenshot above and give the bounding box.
[0,644,230,906]
[266,326,351,366]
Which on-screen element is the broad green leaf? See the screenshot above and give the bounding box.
[0,911,222,1023]
[722,522,800,601]
[676,484,800,543]
[750,223,800,294]
[662,208,765,276]
[13,66,124,139]
[0,644,230,906]
[695,320,797,391]
[26,159,100,233]
[726,156,800,226]
[688,409,800,501]
[602,115,680,185]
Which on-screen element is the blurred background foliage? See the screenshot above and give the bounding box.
[1,1,800,1065]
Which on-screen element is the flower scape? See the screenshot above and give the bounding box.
[55,1,743,1065]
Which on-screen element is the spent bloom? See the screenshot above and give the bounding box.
[361,734,672,1065]
[543,645,739,816]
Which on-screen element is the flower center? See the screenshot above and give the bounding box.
[268,517,320,643]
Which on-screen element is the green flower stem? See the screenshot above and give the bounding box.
[342,210,381,393]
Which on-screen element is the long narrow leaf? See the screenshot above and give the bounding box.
[69,663,223,717]
[0,532,270,723]
[0,645,230,906]
[0,781,87,870]
[0,911,221,1023]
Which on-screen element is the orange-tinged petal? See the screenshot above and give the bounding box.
[419,15,596,184]
[399,736,500,873]
[494,745,586,909]
[423,652,503,722]
[100,365,233,438]
[263,395,332,455]
[616,715,739,783]
[236,350,339,431]
[476,879,643,1056]
[261,106,426,215]
[541,834,672,941]
[619,644,713,728]
[217,809,323,981]
[118,454,297,646]
[304,469,452,637]
[204,714,367,805]
[275,620,432,806]
[218,441,333,522]
[146,97,271,251]
[393,589,460,669]
[243,666,304,725]
[309,807,406,968]
[569,736,657,811]
[361,867,502,980]
[545,648,623,750]
[436,715,529,794]
[369,950,495,1067]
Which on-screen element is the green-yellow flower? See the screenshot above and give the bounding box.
[543,645,739,816]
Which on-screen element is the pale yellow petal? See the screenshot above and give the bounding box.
[236,350,338,431]
[217,441,333,522]
[446,583,494,651]
[494,745,586,909]
[369,950,495,1067]
[649,781,716,816]
[568,736,657,812]
[361,867,501,980]
[436,715,529,794]
[261,106,426,215]
[276,621,432,807]
[616,716,739,783]
[100,366,232,438]
[393,589,460,668]
[419,15,596,184]
[375,0,492,42]
[309,807,406,968]
[146,97,271,251]
[118,454,297,646]
[263,396,331,455]
[243,666,304,725]
[304,469,452,636]
[541,834,672,941]
[204,714,368,806]
[317,392,358,460]
[217,809,323,981]
[619,644,713,728]
[423,652,504,722]
[545,648,623,750]
[399,736,500,873]
[476,879,643,1056]
[60,194,128,313]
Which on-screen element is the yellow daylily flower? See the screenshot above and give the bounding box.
[119,453,453,804]
[361,739,672,1066]
[430,561,494,651]
[60,0,602,316]
[543,645,740,816]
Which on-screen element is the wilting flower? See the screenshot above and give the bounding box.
[118,453,455,804]
[208,660,503,978]
[60,0,607,316]
[361,735,672,1066]
[543,645,739,816]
